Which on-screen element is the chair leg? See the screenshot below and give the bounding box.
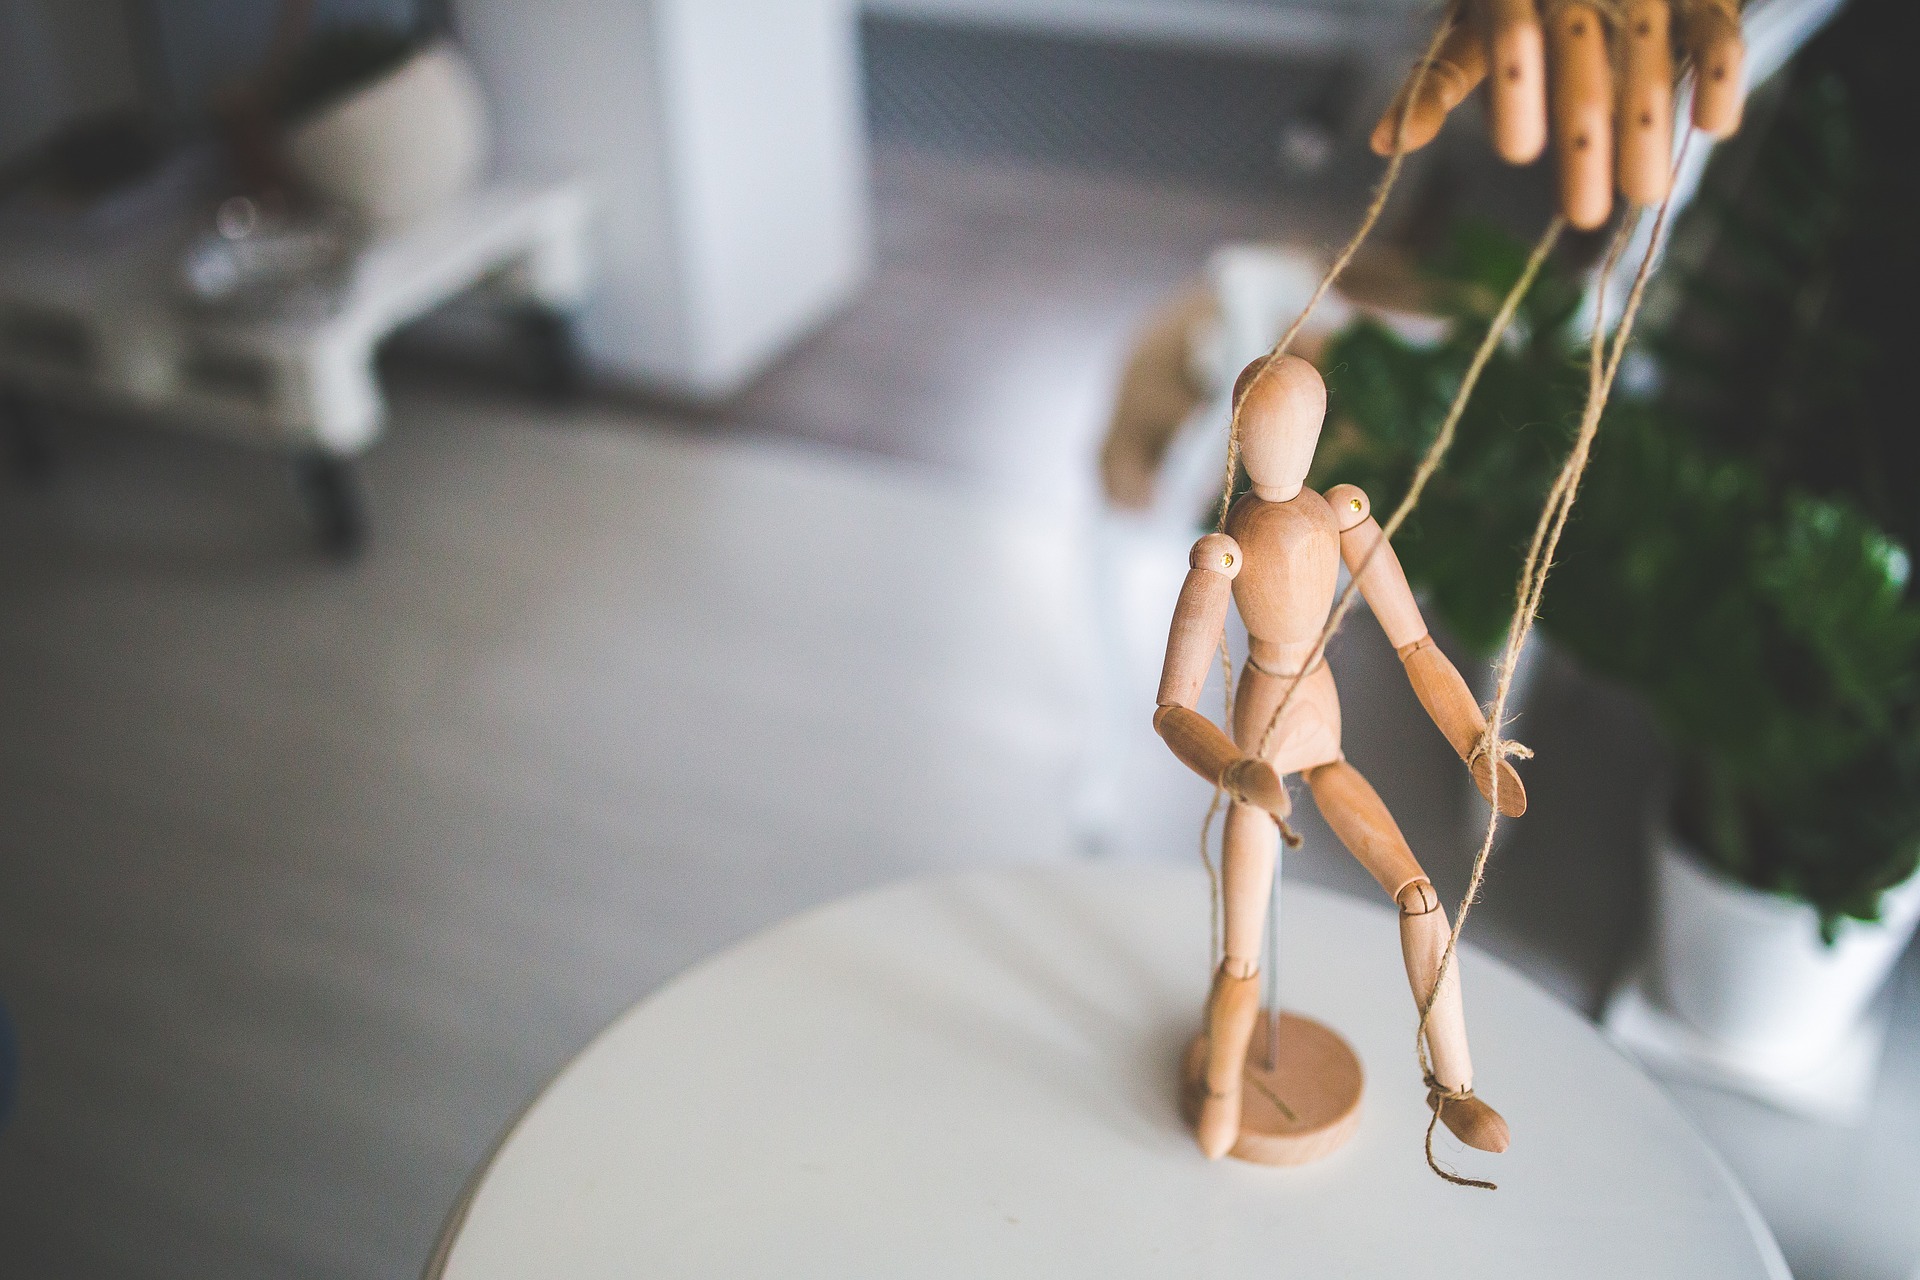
[292,451,367,561]
[520,307,581,402]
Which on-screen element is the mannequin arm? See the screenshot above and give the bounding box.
[1153,534,1291,818]
[1324,485,1527,817]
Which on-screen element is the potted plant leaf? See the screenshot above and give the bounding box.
[1309,0,1920,1091]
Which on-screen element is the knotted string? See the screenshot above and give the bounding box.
[1415,134,1690,1188]
[1423,1073,1496,1190]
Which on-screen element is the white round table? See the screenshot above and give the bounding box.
[428,866,1788,1279]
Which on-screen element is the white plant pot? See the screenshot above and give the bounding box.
[1651,829,1920,1074]
[284,42,490,232]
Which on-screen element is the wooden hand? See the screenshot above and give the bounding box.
[1153,706,1293,820]
[1468,749,1529,819]
[1224,755,1293,820]
[1400,639,1531,819]
[1371,0,1746,229]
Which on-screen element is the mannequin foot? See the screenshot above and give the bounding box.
[1428,1087,1510,1153]
[1194,966,1260,1159]
[1195,1084,1242,1159]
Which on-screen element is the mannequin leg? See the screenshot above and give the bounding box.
[1195,800,1277,1159]
[1306,759,1510,1153]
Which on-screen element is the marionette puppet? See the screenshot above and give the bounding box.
[1153,0,1748,1170]
[1156,355,1521,1164]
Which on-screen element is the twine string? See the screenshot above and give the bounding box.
[1245,217,1565,771]
[1415,135,1692,1189]
[1214,8,1458,534]
[1423,1074,1496,1190]
[1198,12,1459,930]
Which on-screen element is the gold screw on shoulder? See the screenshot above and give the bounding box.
[1222,553,1235,568]
[1349,497,1363,512]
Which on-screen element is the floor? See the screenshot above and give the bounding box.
[730,147,1353,506]
[1,144,1916,1279]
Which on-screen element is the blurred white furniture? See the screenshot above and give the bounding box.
[283,43,493,234]
[453,0,872,400]
[427,865,1788,1279]
[0,179,590,551]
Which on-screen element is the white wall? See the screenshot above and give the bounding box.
[455,0,872,401]
[862,0,1420,53]
[657,1,871,392]
[861,0,1427,171]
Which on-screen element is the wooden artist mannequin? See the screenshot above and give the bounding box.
[1155,354,1526,1162]
[1368,0,1747,228]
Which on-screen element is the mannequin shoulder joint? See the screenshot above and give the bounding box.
[1323,483,1371,531]
[1190,532,1243,579]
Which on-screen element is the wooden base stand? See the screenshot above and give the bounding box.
[1180,1010,1364,1165]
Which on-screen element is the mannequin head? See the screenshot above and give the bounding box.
[1232,354,1326,502]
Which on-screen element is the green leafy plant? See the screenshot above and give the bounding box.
[1310,0,1918,936]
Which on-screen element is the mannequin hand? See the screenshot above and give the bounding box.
[1223,757,1292,820]
[1370,0,1745,229]
[1468,751,1529,818]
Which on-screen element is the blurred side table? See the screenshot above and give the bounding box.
[427,866,1789,1279]
[0,179,590,555]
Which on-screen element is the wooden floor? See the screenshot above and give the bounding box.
[730,146,1352,502]
[1,146,1915,1280]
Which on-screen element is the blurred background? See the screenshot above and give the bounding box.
[0,0,1913,1276]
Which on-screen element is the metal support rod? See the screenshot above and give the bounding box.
[1262,838,1283,1071]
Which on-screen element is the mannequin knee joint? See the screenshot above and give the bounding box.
[1397,879,1440,916]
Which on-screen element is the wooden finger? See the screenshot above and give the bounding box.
[1617,0,1674,205]
[1484,0,1547,163]
[1685,0,1744,136]
[1370,23,1489,156]
[1548,3,1614,229]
